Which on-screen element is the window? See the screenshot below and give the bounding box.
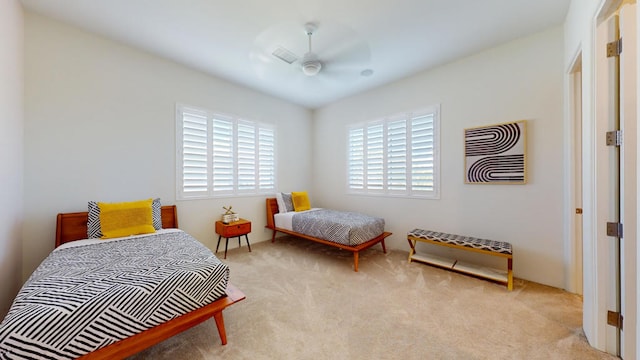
[177,104,275,199]
[347,106,440,199]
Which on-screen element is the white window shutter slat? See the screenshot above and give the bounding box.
[258,126,275,191]
[366,123,384,190]
[181,110,209,195]
[212,117,234,193]
[348,127,365,190]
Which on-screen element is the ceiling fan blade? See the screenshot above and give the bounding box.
[320,37,371,71]
[250,21,305,70]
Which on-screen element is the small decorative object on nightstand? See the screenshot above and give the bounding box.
[215,218,251,259]
[221,205,240,224]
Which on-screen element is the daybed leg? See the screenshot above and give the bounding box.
[353,252,359,272]
[271,229,277,243]
[381,239,387,254]
[213,311,228,345]
[507,257,513,291]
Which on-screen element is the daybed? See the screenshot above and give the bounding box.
[0,203,245,360]
[265,194,391,272]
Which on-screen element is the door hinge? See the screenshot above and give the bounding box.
[607,38,622,57]
[607,310,623,330]
[575,208,583,214]
[606,222,623,238]
[606,130,622,146]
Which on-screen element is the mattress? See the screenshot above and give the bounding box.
[0,229,229,359]
[276,208,385,246]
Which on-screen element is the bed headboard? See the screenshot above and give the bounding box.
[265,198,280,230]
[55,205,179,248]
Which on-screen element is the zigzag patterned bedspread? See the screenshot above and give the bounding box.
[292,209,385,246]
[0,229,229,360]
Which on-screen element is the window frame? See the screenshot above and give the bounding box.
[346,105,440,199]
[176,104,276,200]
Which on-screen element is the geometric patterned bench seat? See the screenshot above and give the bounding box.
[407,229,514,290]
[407,229,512,255]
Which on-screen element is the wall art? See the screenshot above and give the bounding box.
[464,120,526,184]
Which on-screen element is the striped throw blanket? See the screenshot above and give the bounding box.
[0,230,229,359]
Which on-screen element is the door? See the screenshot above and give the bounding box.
[571,55,583,295]
[595,2,637,358]
[618,4,637,358]
[603,12,621,355]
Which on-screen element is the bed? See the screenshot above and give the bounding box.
[265,197,391,272]
[0,204,245,360]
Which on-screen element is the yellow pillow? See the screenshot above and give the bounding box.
[291,191,311,212]
[98,198,156,239]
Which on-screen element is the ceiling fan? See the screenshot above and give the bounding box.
[251,21,372,81]
[272,23,323,76]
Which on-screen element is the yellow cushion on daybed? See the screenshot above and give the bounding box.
[98,198,156,239]
[291,191,311,212]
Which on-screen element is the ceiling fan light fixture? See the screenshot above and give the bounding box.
[302,56,322,76]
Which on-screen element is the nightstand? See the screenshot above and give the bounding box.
[215,218,252,259]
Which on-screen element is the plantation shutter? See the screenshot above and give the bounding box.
[346,105,439,198]
[387,119,407,191]
[177,104,277,199]
[180,108,209,196]
[258,126,275,191]
[348,127,364,190]
[212,116,234,193]
[366,123,384,191]
[237,121,256,191]
[410,113,435,193]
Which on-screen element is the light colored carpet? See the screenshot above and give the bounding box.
[128,237,615,360]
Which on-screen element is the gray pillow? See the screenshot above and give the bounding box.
[281,193,294,212]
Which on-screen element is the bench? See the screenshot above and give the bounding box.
[407,229,513,290]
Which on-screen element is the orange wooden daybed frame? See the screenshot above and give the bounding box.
[265,198,391,272]
[55,205,245,360]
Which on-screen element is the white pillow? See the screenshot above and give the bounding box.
[275,192,288,213]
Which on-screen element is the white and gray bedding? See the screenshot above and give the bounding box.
[276,208,385,246]
[0,229,229,360]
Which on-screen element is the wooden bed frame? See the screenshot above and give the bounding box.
[265,198,391,272]
[55,205,245,359]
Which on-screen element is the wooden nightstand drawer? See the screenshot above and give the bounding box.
[216,219,251,237]
[215,219,252,259]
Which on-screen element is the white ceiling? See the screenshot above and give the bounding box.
[20,0,571,109]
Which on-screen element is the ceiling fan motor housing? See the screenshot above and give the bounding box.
[302,52,322,76]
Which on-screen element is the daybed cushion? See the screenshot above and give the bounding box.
[291,208,384,246]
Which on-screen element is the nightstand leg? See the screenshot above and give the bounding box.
[224,237,229,259]
[215,235,222,254]
[237,236,241,249]
[245,234,251,252]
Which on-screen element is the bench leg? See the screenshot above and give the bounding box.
[406,237,416,263]
[507,257,513,291]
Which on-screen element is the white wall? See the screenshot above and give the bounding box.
[0,0,24,318]
[313,27,565,288]
[23,12,312,279]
